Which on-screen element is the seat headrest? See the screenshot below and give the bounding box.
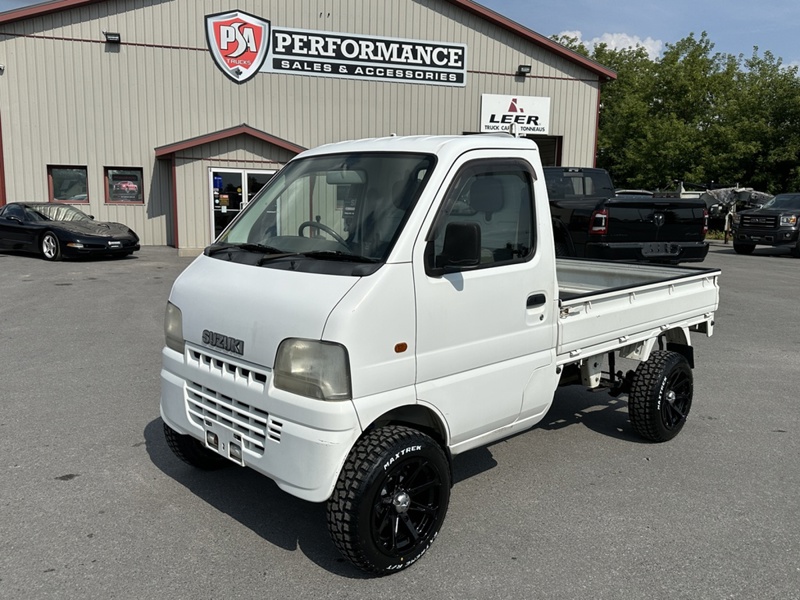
[469,177,505,215]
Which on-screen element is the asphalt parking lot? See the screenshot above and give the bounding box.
[1,242,798,600]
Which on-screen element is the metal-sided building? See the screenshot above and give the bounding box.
[0,0,615,255]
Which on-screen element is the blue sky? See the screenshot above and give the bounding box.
[1,0,798,67]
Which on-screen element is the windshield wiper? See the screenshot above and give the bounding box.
[205,242,288,257]
[300,250,379,263]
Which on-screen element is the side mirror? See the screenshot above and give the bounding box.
[426,221,481,277]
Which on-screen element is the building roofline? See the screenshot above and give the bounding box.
[154,124,306,158]
[0,0,100,23]
[444,0,616,80]
[1,0,616,80]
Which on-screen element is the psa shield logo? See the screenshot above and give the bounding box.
[206,10,270,84]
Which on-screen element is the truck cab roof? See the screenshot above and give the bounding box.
[299,134,541,161]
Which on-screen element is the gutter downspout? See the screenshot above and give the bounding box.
[0,109,7,205]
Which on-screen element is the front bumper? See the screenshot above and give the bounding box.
[63,239,140,256]
[160,344,362,502]
[731,227,799,247]
[585,241,709,263]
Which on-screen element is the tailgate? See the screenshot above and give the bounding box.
[605,197,706,243]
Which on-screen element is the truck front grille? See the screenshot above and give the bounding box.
[186,382,284,452]
[741,215,778,229]
[183,347,283,452]
[187,348,269,391]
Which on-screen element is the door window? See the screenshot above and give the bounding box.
[427,159,536,271]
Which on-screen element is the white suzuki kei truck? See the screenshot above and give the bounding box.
[160,135,720,575]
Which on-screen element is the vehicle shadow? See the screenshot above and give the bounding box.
[145,389,640,576]
[144,418,373,578]
[146,417,504,577]
[711,245,796,258]
[538,386,644,443]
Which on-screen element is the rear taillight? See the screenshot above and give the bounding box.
[589,209,608,235]
[703,208,709,236]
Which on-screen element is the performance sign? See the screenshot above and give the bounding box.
[206,11,467,86]
[480,94,551,135]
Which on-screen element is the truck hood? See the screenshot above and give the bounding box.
[169,255,360,368]
[741,207,799,217]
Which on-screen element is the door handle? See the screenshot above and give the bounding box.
[526,293,546,308]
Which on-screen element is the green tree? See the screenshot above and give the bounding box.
[553,32,800,193]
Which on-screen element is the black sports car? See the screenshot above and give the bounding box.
[0,202,140,260]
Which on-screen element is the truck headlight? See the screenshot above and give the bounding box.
[164,302,185,354]
[780,215,797,226]
[274,339,352,401]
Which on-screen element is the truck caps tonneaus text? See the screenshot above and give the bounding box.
[160,135,721,575]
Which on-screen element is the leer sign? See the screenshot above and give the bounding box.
[480,94,551,134]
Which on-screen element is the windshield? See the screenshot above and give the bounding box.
[763,194,800,210]
[31,204,92,222]
[217,152,435,264]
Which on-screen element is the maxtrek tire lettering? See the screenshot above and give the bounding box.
[383,445,422,471]
[326,425,451,575]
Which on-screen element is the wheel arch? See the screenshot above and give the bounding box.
[619,327,694,367]
[664,327,694,368]
[366,404,450,451]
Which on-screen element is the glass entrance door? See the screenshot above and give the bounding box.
[210,169,275,240]
[212,170,243,239]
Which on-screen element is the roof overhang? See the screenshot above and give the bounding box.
[444,0,616,80]
[0,0,101,23]
[154,124,305,159]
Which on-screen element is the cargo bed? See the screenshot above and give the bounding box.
[556,258,720,364]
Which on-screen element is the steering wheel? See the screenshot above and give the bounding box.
[298,221,348,246]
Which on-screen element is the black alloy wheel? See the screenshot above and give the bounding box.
[327,425,451,575]
[628,350,693,442]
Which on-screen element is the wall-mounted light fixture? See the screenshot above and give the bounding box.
[103,31,122,44]
[516,64,532,77]
[0,65,5,75]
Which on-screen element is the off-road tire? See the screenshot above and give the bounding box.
[733,242,755,255]
[629,350,693,442]
[326,425,451,575]
[163,422,230,470]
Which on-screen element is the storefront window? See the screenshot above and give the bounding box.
[49,166,88,203]
[106,167,144,203]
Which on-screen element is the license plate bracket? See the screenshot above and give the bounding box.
[204,421,244,466]
[641,242,679,256]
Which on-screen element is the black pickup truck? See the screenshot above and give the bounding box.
[730,193,800,256]
[545,167,709,263]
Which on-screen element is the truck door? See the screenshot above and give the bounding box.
[412,154,558,450]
